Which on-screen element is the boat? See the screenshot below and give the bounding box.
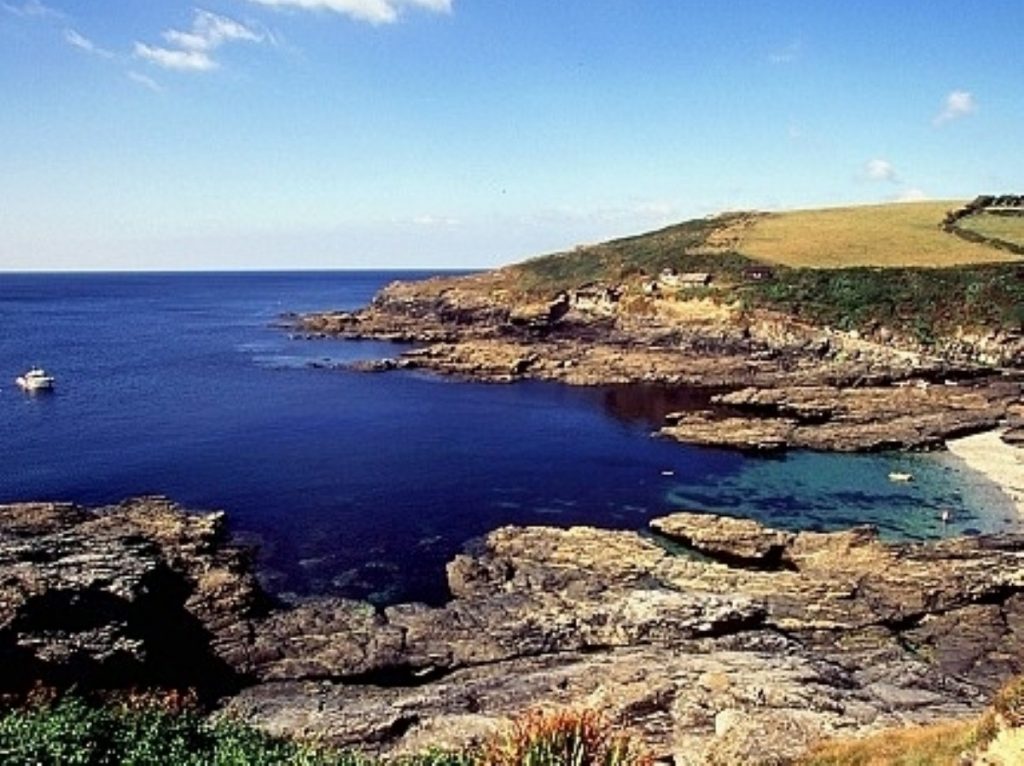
[16,368,55,392]
[888,471,913,483]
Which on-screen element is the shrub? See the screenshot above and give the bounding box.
[479,709,652,766]
[0,696,348,766]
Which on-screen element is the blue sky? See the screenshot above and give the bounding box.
[1,0,1022,270]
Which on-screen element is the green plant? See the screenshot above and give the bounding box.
[0,696,353,766]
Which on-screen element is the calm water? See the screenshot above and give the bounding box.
[0,272,1017,604]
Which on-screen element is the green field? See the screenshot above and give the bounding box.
[956,211,1024,250]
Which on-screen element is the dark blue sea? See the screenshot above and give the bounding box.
[0,272,1017,604]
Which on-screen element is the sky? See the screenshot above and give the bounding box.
[1,1,1022,270]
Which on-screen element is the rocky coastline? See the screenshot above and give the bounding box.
[4,496,1024,764]
[294,272,1024,455]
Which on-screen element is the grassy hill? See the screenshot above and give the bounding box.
[503,201,1024,344]
[722,201,1022,268]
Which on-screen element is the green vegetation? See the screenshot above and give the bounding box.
[739,262,1024,342]
[0,699,648,766]
[0,696,347,766]
[501,202,1024,345]
[956,211,1024,251]
[509,215,759,294]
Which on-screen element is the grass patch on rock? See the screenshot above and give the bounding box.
[0,698,649,766]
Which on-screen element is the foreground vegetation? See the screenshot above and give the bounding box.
[801,675,1024,766]
[0,699,650,766]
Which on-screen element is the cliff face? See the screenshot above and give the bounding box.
[4,498,1024,764]
[297,268,1023,452]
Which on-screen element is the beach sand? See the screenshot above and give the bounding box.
[947,429,1024,517]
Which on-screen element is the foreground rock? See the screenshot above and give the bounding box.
[227,515,1024,764]
[0,497,267,694]
[5,498,1024,764]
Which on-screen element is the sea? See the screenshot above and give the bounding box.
[0,271,1018,605]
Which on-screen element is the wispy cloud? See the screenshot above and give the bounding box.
[64,28,114,58]
[244,0,452,25]
[893,188,929,203]
[127,70,163,92]
[163,10,266,51]
[768,40,801,65]
[863,158,898,183]
[134,43,217,71]
[135,9,266,72]
[1,0,63,20]
[934,90,977,126]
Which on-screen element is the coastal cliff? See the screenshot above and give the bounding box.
[4,497,1024,764]
[297,206,1024,453]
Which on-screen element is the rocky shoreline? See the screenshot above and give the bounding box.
[294,273,1024,454]
[4,497,1024,764]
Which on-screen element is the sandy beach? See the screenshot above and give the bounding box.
[947,429,1024,517]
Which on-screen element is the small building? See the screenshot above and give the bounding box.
[743,266,775,282]
[678,272,712,288]
[658,268,711,288]
[569,282,621,315]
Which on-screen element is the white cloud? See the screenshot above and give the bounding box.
[1,0,63,19]
[245,0,452,25]
[134,42,218,71]
[934,90,977,126]
[163,10,265,51]
[64,28,114,58]
[135,10,265,72]
[894,188,929,203]
[864,158,898,183]
[127,70,163,92]
[411,214,460,227]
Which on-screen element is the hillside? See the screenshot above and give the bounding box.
[500,201,1024,344]
[717,201,1022,269]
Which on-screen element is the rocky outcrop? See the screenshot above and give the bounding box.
[227,514,1024,764]
[6,498,1024,764]
[294,266,1024,453]
[658,381,1018,452]
[0,497,267,695]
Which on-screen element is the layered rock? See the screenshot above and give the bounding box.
[295,273,1022,452]
[6,498,1024,764]
[227,514,1024,764]
[658,382,1018,451]
[0,497,267,694]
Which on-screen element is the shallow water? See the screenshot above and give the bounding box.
[0,271,1016,604]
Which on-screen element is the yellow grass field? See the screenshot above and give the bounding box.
[726,201,1023,268]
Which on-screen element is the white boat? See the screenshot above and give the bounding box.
[888,471,913,483]
[16,368,55,392]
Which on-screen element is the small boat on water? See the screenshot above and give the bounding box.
[16,368,55,392]
[888,471,913,483]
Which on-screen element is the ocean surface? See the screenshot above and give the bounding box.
[0,271,1018,605]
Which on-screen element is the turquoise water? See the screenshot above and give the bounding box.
[665,449,1017,540]
[0,271,1017,604]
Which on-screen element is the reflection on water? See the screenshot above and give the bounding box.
[599,383,730,427]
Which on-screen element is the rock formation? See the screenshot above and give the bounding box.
[5,498,1024,764]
